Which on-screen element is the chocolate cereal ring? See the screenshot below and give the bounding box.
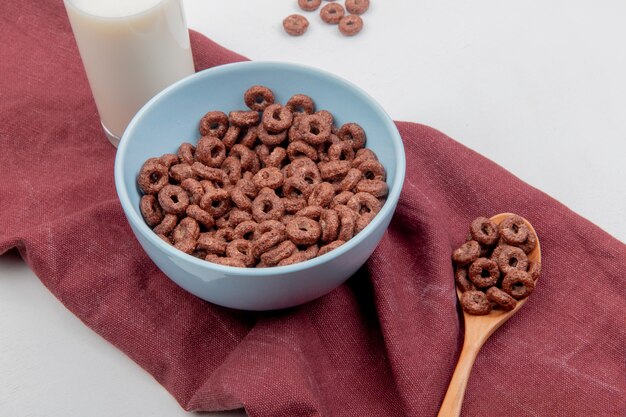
[286,216,322,246]
[196,135,227,168]
[332,168,360,192]
[339,15,364,36]
[358,160,386,181]
[502,270,535,299]
[252,188,285,222]
[319,160,351,181]
[257,122,288,146]
[229,145,258,172]
[153,214,177,235]
[338,123,366,149]
[352,148,377,168]
[192,162,226,183]
[253,167,284,190]
[493,245,528,275]
[460,290,491,315]
[516,231,538,254]
[140,195,164,227]
[244,85,275,111]
[199,111,229,138]
[499,215,530,245]
[468,257,500,288]
[298,0,321,11]
[262,104,294,133]
[199,188,231,218]
[186,204,215,229]
[238,126,259,149]
[180,178,204,204]
[229,110,259,127]
[320,3,344,24]
[257,144,287,168]
[332,191,354,207]
[221,125,241,150]
[317,110,334,129]
[486,286,517,311]
[282,197,308,214]
[174,238,196,255]
[470,216,499,246]
[452,240,481,266]
[287,140,319,162]
[296,205,323,220]
[138,159,168,194]
[528,260,541,281]
[347,192,381,216]
[252,221,287,258]
[286,94,315,115]
[319,209,340,242]
[455,267,476,293]
[205,255,246,268]
[172,217,200,244]
[158,185,190,214]
[197,233,227,255]
[328,142,355,162]
[318,240,345,256]
[298,114,331,145]
[159,153,179,168]
[221,156,242,185]
[230,186,253,212]
[308,182,335,207]
[283,176,314,200]
[355,179,388,198]
[260,240,297,266]
[334,205,356,241]
[169,163,194,183]
[177,143,195,165]
[345,0,369,15]
[283,14,309,36]
[233,220,258,241]
[226,239,255,267]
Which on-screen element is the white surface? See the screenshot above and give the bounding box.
[1,1,625,416]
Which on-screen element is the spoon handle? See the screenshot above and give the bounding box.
[437,338,482,417]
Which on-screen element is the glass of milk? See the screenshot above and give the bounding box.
[64,0,195,147]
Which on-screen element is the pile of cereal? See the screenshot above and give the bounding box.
[283,0,369,37]
[137,85,387,268]
[452,215,541,315]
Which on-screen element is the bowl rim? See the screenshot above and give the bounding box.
[114,60,406,276]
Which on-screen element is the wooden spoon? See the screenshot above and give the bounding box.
[437,213,541,417]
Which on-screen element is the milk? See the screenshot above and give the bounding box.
[64,0,195,146]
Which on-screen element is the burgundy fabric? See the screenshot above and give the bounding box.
[2,1,625,416]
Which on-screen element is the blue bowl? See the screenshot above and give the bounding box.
[114,61,405,311]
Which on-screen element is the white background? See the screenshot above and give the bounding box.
[1,1,624,416]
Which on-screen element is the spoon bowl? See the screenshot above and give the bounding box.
[438,213,541,417]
